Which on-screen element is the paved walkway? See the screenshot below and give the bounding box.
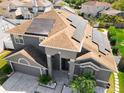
[114,73,119,93]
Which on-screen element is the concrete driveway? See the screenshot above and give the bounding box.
[2,72,57,93]
[2,72,39,93]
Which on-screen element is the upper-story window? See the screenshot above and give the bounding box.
[14,35,24,45]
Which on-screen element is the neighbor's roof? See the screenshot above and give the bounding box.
[100,8,123,16]
[83,1,111,7]
[0,0,52,8]
[5,45,47,68]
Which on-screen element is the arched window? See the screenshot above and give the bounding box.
[18,58,30,65]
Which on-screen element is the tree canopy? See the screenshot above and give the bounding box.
[70,73,96,93]
[112,0,124,11]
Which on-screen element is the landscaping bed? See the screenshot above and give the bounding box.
[0,50,11,85]
[38,74,57,89]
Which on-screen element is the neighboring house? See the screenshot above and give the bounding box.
[80,1,111,17]
[0,0,53,19]
[9,0,53,13]
[0,16,26,52]
[100,8,124,18]
[5,9,117,88]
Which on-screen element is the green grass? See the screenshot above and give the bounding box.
[0,50,11,85]
[118,71,124,93]
[107,72,124,93]
[107,73,115,93]
[0,50,11,59]
[108,27,124,57]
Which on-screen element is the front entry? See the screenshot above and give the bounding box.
[61,58,69,71]
[52,54,69,71]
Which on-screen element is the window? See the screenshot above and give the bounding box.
[18,58,30,65]
[14,35,24,44]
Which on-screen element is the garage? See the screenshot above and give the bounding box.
[11,62,41,76]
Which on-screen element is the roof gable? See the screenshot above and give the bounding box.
[5,46,47,68]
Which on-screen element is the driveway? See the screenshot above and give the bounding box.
[2,72,59,93]
[2,72,106,93]
[2,72,39,93]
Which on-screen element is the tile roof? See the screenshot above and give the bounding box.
[83,1,111,7]
[100,8,123,16]
[7,9,117,72]
[0,0,52,8]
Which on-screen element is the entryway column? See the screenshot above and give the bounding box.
[47,55,52,77]
[69,59,75,80]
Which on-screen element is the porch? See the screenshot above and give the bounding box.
[46,54,75,80]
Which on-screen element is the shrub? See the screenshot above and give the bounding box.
[118,57,124,72]
[70,73,96,93]
[0,75,8,85]
[0,60,12,74]
[99,21,106,28]
[110,37,117,46]
[38,74,52,85]
[112,46,119,55]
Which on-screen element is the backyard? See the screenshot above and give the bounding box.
[107,73,115,93]
[107,72,124,93]
[118,71,124,93]
[0,50,11,85]
[108,26,124,57]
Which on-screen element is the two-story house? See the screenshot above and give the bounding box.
[5,9,117,88]
[80,1,111,17]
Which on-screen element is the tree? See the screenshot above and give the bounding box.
[64,0,87,9]
[118,57,124,72]
[112,0,124,11]
[70,73,96,93]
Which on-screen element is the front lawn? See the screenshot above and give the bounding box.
[107,73,115,93]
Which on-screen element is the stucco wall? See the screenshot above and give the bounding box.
[45,47,78,59]
[74,60,111,88]
[11,34,45,52]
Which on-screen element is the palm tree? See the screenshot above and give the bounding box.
[70,73,96,93]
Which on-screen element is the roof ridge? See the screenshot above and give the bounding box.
[64,32,79,50]
[41,30,79,51]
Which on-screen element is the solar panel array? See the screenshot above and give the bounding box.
[67,14,88,42]
[92,28,110,55]
[26,18,55,36]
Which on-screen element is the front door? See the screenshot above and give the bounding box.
[61,58,69,71]
[52,54,60,70]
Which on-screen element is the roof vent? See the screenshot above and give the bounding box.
[99,55,101,57]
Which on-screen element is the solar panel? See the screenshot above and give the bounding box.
[27,18,55,36]
[67,14,88,42]
[92,28,110,55]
